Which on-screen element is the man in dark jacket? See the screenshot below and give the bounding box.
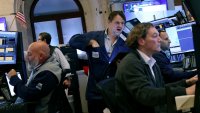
[115,23,197,113]
[69,11,129,113]
[7,42,62,113]
[153,30,197,83]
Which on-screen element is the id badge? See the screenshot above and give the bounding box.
[92,52,99,58]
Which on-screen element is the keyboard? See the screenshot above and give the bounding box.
[0,100,8,108]
[0,103,27,113]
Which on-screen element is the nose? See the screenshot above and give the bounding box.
[169,39,171,43]
[118,22,124,28]
[25,55,28,62]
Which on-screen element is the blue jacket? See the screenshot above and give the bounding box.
[69,31,130,100]
[153,51,197,83]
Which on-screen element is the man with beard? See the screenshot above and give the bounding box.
[6,42,62,113]
[153,30,197,83]
[69,11,130,113]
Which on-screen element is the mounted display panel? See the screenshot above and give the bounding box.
[0,31,27,85]
[0,31,17,65]
[165,22,195,55]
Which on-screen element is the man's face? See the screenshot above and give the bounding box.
[37,36,43,42]
[26,47,39,70]
[37,36,47,44]
[160,32,171,51]
[142,27,161,55]
[108,15,125,36]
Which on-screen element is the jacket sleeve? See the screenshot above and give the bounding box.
[53,48,71,70]
[153,52,197,83]
[69,31,99,51]
[10,71,58,101]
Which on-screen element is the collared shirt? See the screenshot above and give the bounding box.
[105,29,118,57]
[137,49,156,79]
[26,64,42,85]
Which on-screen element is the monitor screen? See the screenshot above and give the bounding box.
[0,31,18,65]
[0,17,7,31]
[123,0,167,13]
[165,22,196,54]
[125,18,141,31]
[150,17,176,30]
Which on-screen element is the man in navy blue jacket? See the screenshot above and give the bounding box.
[153,30,197,83]
[7,42,62,113]
[69,11,129,113]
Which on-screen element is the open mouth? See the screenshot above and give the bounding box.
[117,28,121,31]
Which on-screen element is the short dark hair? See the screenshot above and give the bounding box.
[126,23,154,49]
[158,29,166,36]
[39,32,51,45]
[108,11,126,22]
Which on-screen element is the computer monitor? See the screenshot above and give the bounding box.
[0,17,7,31]
[125,18,141,31]
[150,17,175,30]
[0,31,27,83]
[165,22,196,54]
[123,0,167,13]
[0,31,18,65]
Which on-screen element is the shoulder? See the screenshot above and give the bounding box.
[153,52,165,59]
[53,47,62,54]
[120,51,143,69]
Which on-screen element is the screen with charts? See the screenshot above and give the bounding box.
[165,22,196,54]
[0,31,28,98]
[0,31,17,65]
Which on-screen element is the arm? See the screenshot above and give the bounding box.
[153,53,196,82]
[69,32,100,51]
[10,71,58,101]
[53,48,71,74]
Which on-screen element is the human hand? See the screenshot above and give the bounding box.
[186,84,196,95]
[186,75,198,86]
[7,69,17,79]
[63,79,71,88]
[89,39,99,48]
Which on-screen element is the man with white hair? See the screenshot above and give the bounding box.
[7,42,62,113]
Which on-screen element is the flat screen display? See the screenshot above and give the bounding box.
[165,22,196,54]
[125,18,141,30]
[123,0,167,13]
[0,31,18,65]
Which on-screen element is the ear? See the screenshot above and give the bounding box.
[138,38,145,46]
[39,52,44,61]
